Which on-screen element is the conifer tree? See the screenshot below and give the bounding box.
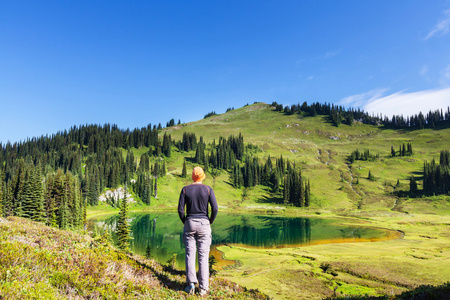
[305,180,311,207]
[182,160,187,178]
[116,185,130,252]
[59,185,69,229]
[13,159,26,217]
[31,166,45,222]
[162,133,172,157]
[139,153,150,173]
[299,173,305,207]
[273,173,280,194]
[283,176,289,204]
[3,182,13,217]
[126,150,135,177]
[409,176,417,196]
[161,160,166,177]
[145,244,152,259]
[0,169,3,216]
[21,168,34,220]
[82,196,87,229]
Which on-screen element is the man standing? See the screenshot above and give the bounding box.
[178,166,218,295]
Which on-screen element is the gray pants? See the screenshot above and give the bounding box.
[183,218,212,291]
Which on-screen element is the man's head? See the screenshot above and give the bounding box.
[192,166,206,182]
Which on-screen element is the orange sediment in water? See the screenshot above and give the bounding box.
[211,229,403,270]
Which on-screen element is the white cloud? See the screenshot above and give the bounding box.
[339,88,389,109]
[424,9,450,40]
[307,76,314,80]
[362,88,450,117]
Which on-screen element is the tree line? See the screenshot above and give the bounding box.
[0,122,174,229]
[348,149,379,163]
[410,150,450,196]
[177,133,311,207]
[271,101,450,129]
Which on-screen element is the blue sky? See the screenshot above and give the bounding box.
[1,1,450,143]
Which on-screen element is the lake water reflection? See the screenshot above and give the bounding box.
[88,212,399,269]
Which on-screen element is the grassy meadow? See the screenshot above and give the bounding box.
[139,103,448,299]
[5,102,447,299]
[94,103,450,299]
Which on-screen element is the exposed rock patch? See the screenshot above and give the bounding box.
[99,187,135,203]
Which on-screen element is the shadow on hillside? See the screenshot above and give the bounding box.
[130,256,185,292]
[325,281,450,300]
[255,194,283,204]
[223,181,237,189]
[184,157,195,163]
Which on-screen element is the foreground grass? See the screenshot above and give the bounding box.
[0,217,268,300]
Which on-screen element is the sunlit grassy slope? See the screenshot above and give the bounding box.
[131,102,450,214]
[83,102,449,300]
[217,208,450,299]
[0,217,268,299]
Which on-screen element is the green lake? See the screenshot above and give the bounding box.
[88,212,401,269]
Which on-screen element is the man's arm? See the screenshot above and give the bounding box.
[178,188,186,223]
[209,188,218,224]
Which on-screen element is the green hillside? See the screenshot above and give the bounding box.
[134,102,450,214]
[1,102,449,299]
[134,102,449,299]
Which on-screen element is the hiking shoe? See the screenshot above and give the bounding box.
[199,289,208,296]
[185,283,195,294]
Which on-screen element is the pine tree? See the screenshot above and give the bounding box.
[161,160,166,177]
[182,160,187,178]
[21,168,34,220]
[273,173,280,194]
[299,176,305,207]
[368,170,375,181]
[162,133,172,157]
[31,166,45,222]
[0,169,3,217]
[145,244,152,259]
[13,159,27,217]
[3,182,13,217]
[305,180,311,207]
[138,153,150,173]
[209,255,218,277]
[59,185,69,229]
[283,176,289,204]
[126,150,135,178]
[116,186,130,252]
[409,176,417,196]
[82,197,87,230]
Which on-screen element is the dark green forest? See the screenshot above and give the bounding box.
[0,121,312,229]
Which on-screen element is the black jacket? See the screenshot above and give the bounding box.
[178,183,218,224]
